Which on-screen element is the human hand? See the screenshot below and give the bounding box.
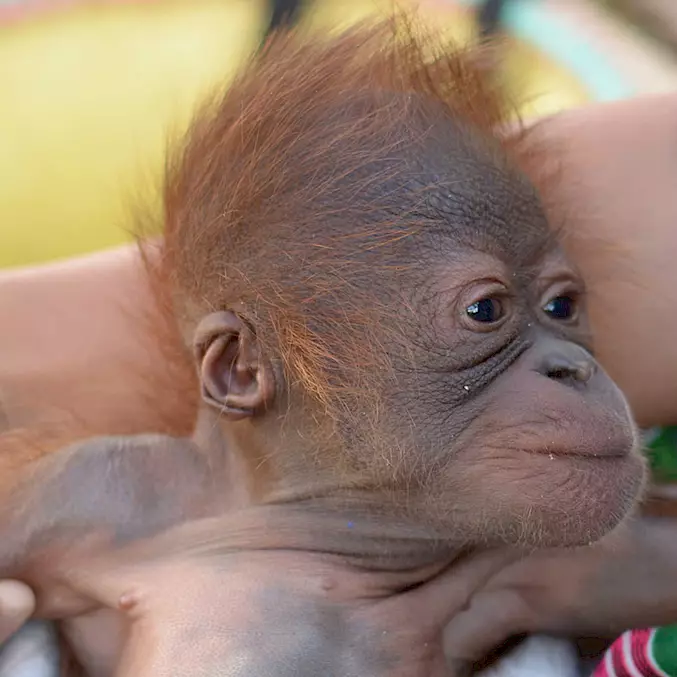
[443,519,677,671]
[0,580,34,645]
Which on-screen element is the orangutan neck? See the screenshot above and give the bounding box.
[154,504,459,596]
[190,409,463,581]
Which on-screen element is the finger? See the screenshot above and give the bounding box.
[398,548,524,631]
[0,621,61,677]
[443,587,533,672]
[0,581,35,644]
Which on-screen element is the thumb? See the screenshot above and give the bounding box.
[0,581,35,645]
[443,587,534,673]
[395,548,522,634]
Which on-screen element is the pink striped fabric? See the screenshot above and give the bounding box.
[593,629,671,677]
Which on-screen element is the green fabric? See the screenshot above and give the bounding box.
[644,429,677,675]
[646,426,677,483]
[651,625,677,675]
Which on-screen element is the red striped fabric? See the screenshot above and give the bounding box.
[593,629,671,677]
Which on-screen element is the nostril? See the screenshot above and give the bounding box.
[536,342,598,386]
[546,367,571,381]
[545,360,595,384]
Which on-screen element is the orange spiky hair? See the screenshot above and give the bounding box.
[147,16,527,421]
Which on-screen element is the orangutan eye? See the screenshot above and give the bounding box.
[543,295,577,321]
[466,298,505,324]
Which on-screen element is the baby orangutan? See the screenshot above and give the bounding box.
[0,21,646,676]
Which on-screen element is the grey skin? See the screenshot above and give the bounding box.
[0,434,523,677]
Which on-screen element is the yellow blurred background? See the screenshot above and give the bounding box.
[0,0,623,267]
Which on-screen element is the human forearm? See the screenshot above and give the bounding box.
[527,93,677,426]
[0,245,193,439]
[4,96,677,434]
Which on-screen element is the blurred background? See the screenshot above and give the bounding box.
[1,0,676,269]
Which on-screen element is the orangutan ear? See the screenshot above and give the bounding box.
[192,311,275,420]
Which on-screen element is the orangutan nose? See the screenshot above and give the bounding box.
[535,339,596,386]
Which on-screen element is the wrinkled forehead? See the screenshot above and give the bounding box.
[422,173,555,271]
[307,98,558,271]
[411,121,556,268]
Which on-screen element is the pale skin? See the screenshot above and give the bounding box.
[1,91,677,671]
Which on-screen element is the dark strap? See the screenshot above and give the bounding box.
[263,0,305,41]
[477,0,508,40]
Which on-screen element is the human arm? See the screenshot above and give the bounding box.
[0,245,194,442]
[530,92,677,427]
[4,95,677,430]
